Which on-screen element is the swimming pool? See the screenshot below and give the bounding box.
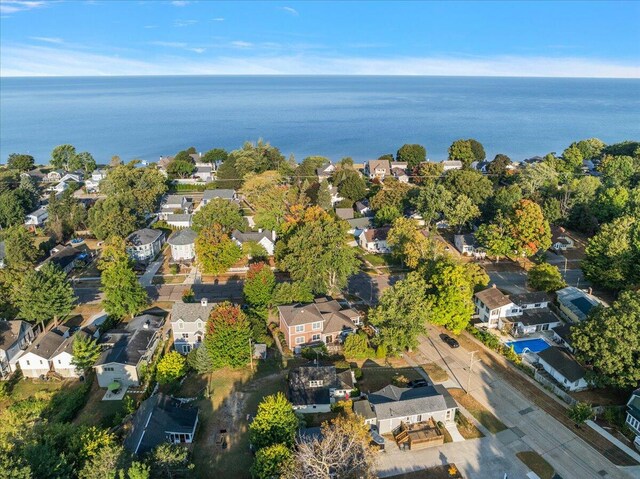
[505,338,550,355]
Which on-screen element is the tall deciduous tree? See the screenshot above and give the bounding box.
[333,168,367,202]
[572,291,640,389]
[271,282,314,305]
[249,392,299,450]
[509,199,551,256]
[151,443,194,479]
[205,302,252,368]
[443,169,493,206]
[387,218,442,268]
[368,271,430,353]
[243,262,276,316]
[476,213,516,261]
[15,264,76,325]
[487,154,512,179]
[51,144,77,170]
[88,195,139,240]
[443,194,480,232]
[527,263,566,292]
[192,198,246,233]
[7,153,35,172]
[396,144,426,169]
[448,139,475,168]
[195,224,242,275]
[202,148,228,164]
[411,183,451,224]
[276,207,358,294]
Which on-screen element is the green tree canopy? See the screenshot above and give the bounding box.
[249,392,299,450]
[192,198,246,233]
[205,302,252,368]
[396,144,426,169]
[527,263,566,292]
[447,139,475,167]
[0,190,26,229]
[271,281,314,305]
[7,153,35,172]
[202,148,228,164]
[156,351,188,384]
[374,204,401,227]
[51,144,77,170]
[88,195,139,240]
[3,225,38,270]
[411,183,451,224]
[333,168,367,202]
[443,169,493,206]
[387,217,443,268]
[243,262,276,315]
[487,154,512,179]
[72,334,101,371]
[509,199,552,256]
[251,443,293,479]
[195,224,243,275]
[572,291,640,389]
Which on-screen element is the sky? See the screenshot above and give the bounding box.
[1,0,639,77]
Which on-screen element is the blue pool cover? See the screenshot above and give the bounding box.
[505,338,550,355]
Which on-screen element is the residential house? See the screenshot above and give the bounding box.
[37,243,91,275]
[18,327,81,379]
[44,170,65,182]
[171,299,215,354]
[193,163,214,183]
[474,286,522,328]
[556,286,605,323]
[508,292,550,311]
[355,199,371,216]
[473,160,491,173]
[85,169,107,192]
[535,346,589,392]
[231,229,277,256]
[167,228,197,262]
[335,207,355,220]
[346,217,373,237]
[201,189,237,205]
[625,390,640,450]
[390,161,409,183]
[551,324,575,353]
[0,320,37,378]
[165,214,193,229]
[288,365,355,413]
[277,297,361,350]
[94,314,165,388]
[551,227,575,251]
[358,227,390,254]
[329,186,344,206]
[442,160,463,171]
[124,393,199,455]
[60,171,84,183]
[0,241,5,269]
[365,159,391,180]
[46,181,69,194]
[25,206,48,228]
[454,234,485,258]
[316,163,336,182]
[353,384,458,434]
[505,310,562,336]
[126,228,165,262]
[159,195,193,219]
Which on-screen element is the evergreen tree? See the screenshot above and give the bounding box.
[3,225,38,270]
[72,334,101,371]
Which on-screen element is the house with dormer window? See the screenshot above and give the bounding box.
[170,299,214,354]
[288,365,355,413]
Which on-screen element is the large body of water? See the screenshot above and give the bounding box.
[1,76,639,164]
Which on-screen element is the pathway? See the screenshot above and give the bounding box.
[139,259,163,287]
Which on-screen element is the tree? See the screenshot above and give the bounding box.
[343,332,374,360]
[230,139,286,177]
[374,204,401,227]
[3,225,38,270]
[487,154,511,179]
[572,291,640,389]
[51,144,77,170]
[252,443,293,479]
[443,169,493,206]
[205,302,252,368]
[151,443,194,479]
[314,180,332,211]
[127,462,151,479]
[387,217,442,268]
[286,414,376,479]
[250,392,298,450]
[186,346,214,374]
[77,442,125,479]
[0,190,26,228]
[7,153,35,172]
[527,263,566,292]
[215,156,243,189]
[276,207,359,294]
[72,334,101,371]
[243,262,276,315]
[368,272,430,353]
[509,200,551,256]
[598,155,638,188]
[202,148,228,164]
[72,151,97,174]
[582,216,639,290]
[272,281,314,305]
[574,138,605,160]
[443,194,480,232]
[568,402,594,424]
[561,144,584,172]
[99,237,148,318]
[192,198,245,233]
[517,162,559,197]
[424,260,475,334]
[195,225,243,275]
[156,351,187,384]
[448,139,475,167]
[369,182,413,211]
[411,183,451,224]
[594,186,629,223]
[166,158,195,178]
[396,144,426,169]
[14,264,76,325]
[333,168,367,202]
[88,195,140,240]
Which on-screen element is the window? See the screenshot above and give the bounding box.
[312,322,322,331]
[104,367,114,372]
[178,322,184,330]
[312,334,321,341]
[182,333,189,339]
[295,325,304,333]
[58,360,62,364]
[309,380,324,387]
[26,360,30,366]
[534,303,541,308]
[295,337,304,345]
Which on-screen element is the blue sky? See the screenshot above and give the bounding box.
[1,0,639,77]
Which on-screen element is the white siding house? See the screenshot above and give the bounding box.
[171,299,215,354]
[167,228,197,262]
[126,228,165,262]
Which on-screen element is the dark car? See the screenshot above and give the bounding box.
[407,379,428,388]
[440,333,460,348]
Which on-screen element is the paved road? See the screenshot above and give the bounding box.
[347,272,400,305]
[413,325,637,479]
[488,269,589,294]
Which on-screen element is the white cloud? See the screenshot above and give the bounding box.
[174,19,197,27]
[150,41,188,48]
[144,25,158,29]
[230,40,253,49]
[1,43,638,78]
[280,6,298,16]
[29,36,64,44]
[0,0,47,14]
[171,0,189,6]
[212,17,224,22]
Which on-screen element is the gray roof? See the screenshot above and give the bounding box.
[127,228,164,247]
[442,160,463,168]
[27,206,48,219]
[476,287,513,310]
[347,217,373,229]
[231,229,275,244]
[96,315,164,367]
[195,165,212,173]
[353,399,376,420]
[43,244,88,271]
[455,234,477,247]
[556,287,602,321]
[203,189,235,200]
[335,208,355,220]
[516,310,560,326]
[509,291,550,306]
[168,228,197,246]
[628,390,640,422]
[124,393,199,455]
[288,366,352,407]
[355,199,369,211]
[163,195,187,206]
[368,384,456,420]
[23,328,70,360]
[165,214,192,223]
[552,324,573,345]
[0,320,29,351]
[171,301,215,323]
[278,303,325,327]
[537,347,586,382]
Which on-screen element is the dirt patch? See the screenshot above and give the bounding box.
[516,451,555,479]
[421,363,449,383]
[454,410,484,439]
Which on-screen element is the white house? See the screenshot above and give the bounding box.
[193,164,214,183]
[46,181,69,194]
[442,160,463,171]
[353,384,458,434]
[18,327,80,379]
[329,186,344,206]
[625,390,640,450]
[167,228,197,262]
[60,171,83,183]
[454,234,485,258]
[365,159,391,180]
[25,206,48,228]
[358,227,390,254]
[85,169,107,192]
[201,189,237,205]
[288,366,355,413]
[506,310,562,336]
[231,229,277,256]
[535,346,589,392]
[171,299,215,354]
[158,195,192,219]
[165,214,192,229]
[551,227,575,251]
[316,163,336,182]
[355,199,371,216]
[44,170,65,182]
[0,320,37,378]
[390,161,409,183]
[508,292,550,311]
[126,228,165,262]
[551,324,575,353]
[474,286,522,328]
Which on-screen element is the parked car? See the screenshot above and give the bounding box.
[440,333,460,348]
[407,379,428,388]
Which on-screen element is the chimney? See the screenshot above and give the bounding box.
[492,283,497,288]
[258,228,263,233]
[143,320,150,329]
[201,298,208,307]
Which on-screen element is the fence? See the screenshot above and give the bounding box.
[533,370,578,406]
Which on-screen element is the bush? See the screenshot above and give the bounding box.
[47,377,93,423]
[353,367,363,381]
[343,332,374,360]
[301,344,329,361]
[156,351,187,384]
[375,343,387,359]
[169,264,180,275]
[568,402,594,424]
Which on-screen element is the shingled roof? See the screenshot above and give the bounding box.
[475,287,513,310]
[368,384,457,421]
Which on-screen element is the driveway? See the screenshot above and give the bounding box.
[347,272,400,305]
[414,325,638,479]
[139,258,164,287]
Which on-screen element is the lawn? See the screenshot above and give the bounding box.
[454,410,484,439]
[448,388,507,434]
[0,377,68,409]
[73,377,128,428]
[516,451,555,479]
[421,363,449,383]
[360,252,400,268]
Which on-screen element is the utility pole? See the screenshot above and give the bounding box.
[249,338,253,371]
[465,350,481,394]
[564,256,568,276]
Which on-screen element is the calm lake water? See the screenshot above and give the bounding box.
[1,76,639,164]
